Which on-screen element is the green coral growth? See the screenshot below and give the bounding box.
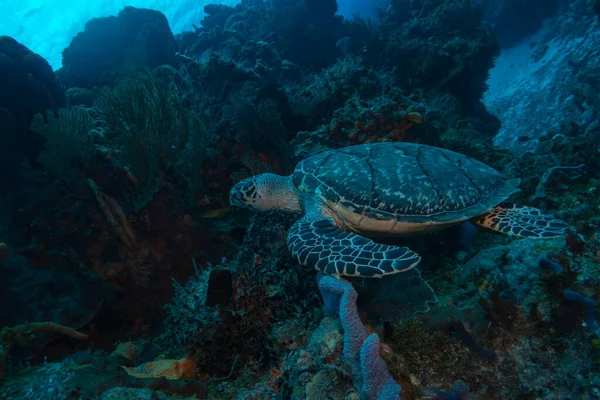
[94,69,207,212]
[31,108,95,181]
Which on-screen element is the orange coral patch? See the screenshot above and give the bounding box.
[123,358,196,380]
[406,112,423,124]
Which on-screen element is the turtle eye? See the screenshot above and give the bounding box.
[241,181,255,192]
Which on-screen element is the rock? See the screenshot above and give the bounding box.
[56,7,176,89]
[460,245,510,284]
[460,237,563,312]
[0,36,65,165]
[485,0,600,153]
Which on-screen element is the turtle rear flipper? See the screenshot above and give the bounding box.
[287,217,421,278]
[476,205,566,238]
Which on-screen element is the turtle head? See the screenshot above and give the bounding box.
[229,173,301,212]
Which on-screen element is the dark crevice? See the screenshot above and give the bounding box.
[313,151,335,177]
[364,146,378,208]
[438,150,483,196]
[392,142,407,156]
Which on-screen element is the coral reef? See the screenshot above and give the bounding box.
[376,0,499,106]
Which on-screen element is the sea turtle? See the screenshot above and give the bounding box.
[229,142,566,278]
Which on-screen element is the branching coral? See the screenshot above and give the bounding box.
[531,164,588,204]
[159,260,220,357]
[288,55,377,125]
[223,87,286,154]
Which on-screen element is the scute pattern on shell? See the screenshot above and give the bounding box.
[291,143,518,223]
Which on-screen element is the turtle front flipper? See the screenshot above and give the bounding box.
[287,217,421,278]
[476,205,566,238]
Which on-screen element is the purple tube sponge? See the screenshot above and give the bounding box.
[317,273,402,400]
[318,272,342,317]
[360,333,403,400]
[317,273,367,372]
